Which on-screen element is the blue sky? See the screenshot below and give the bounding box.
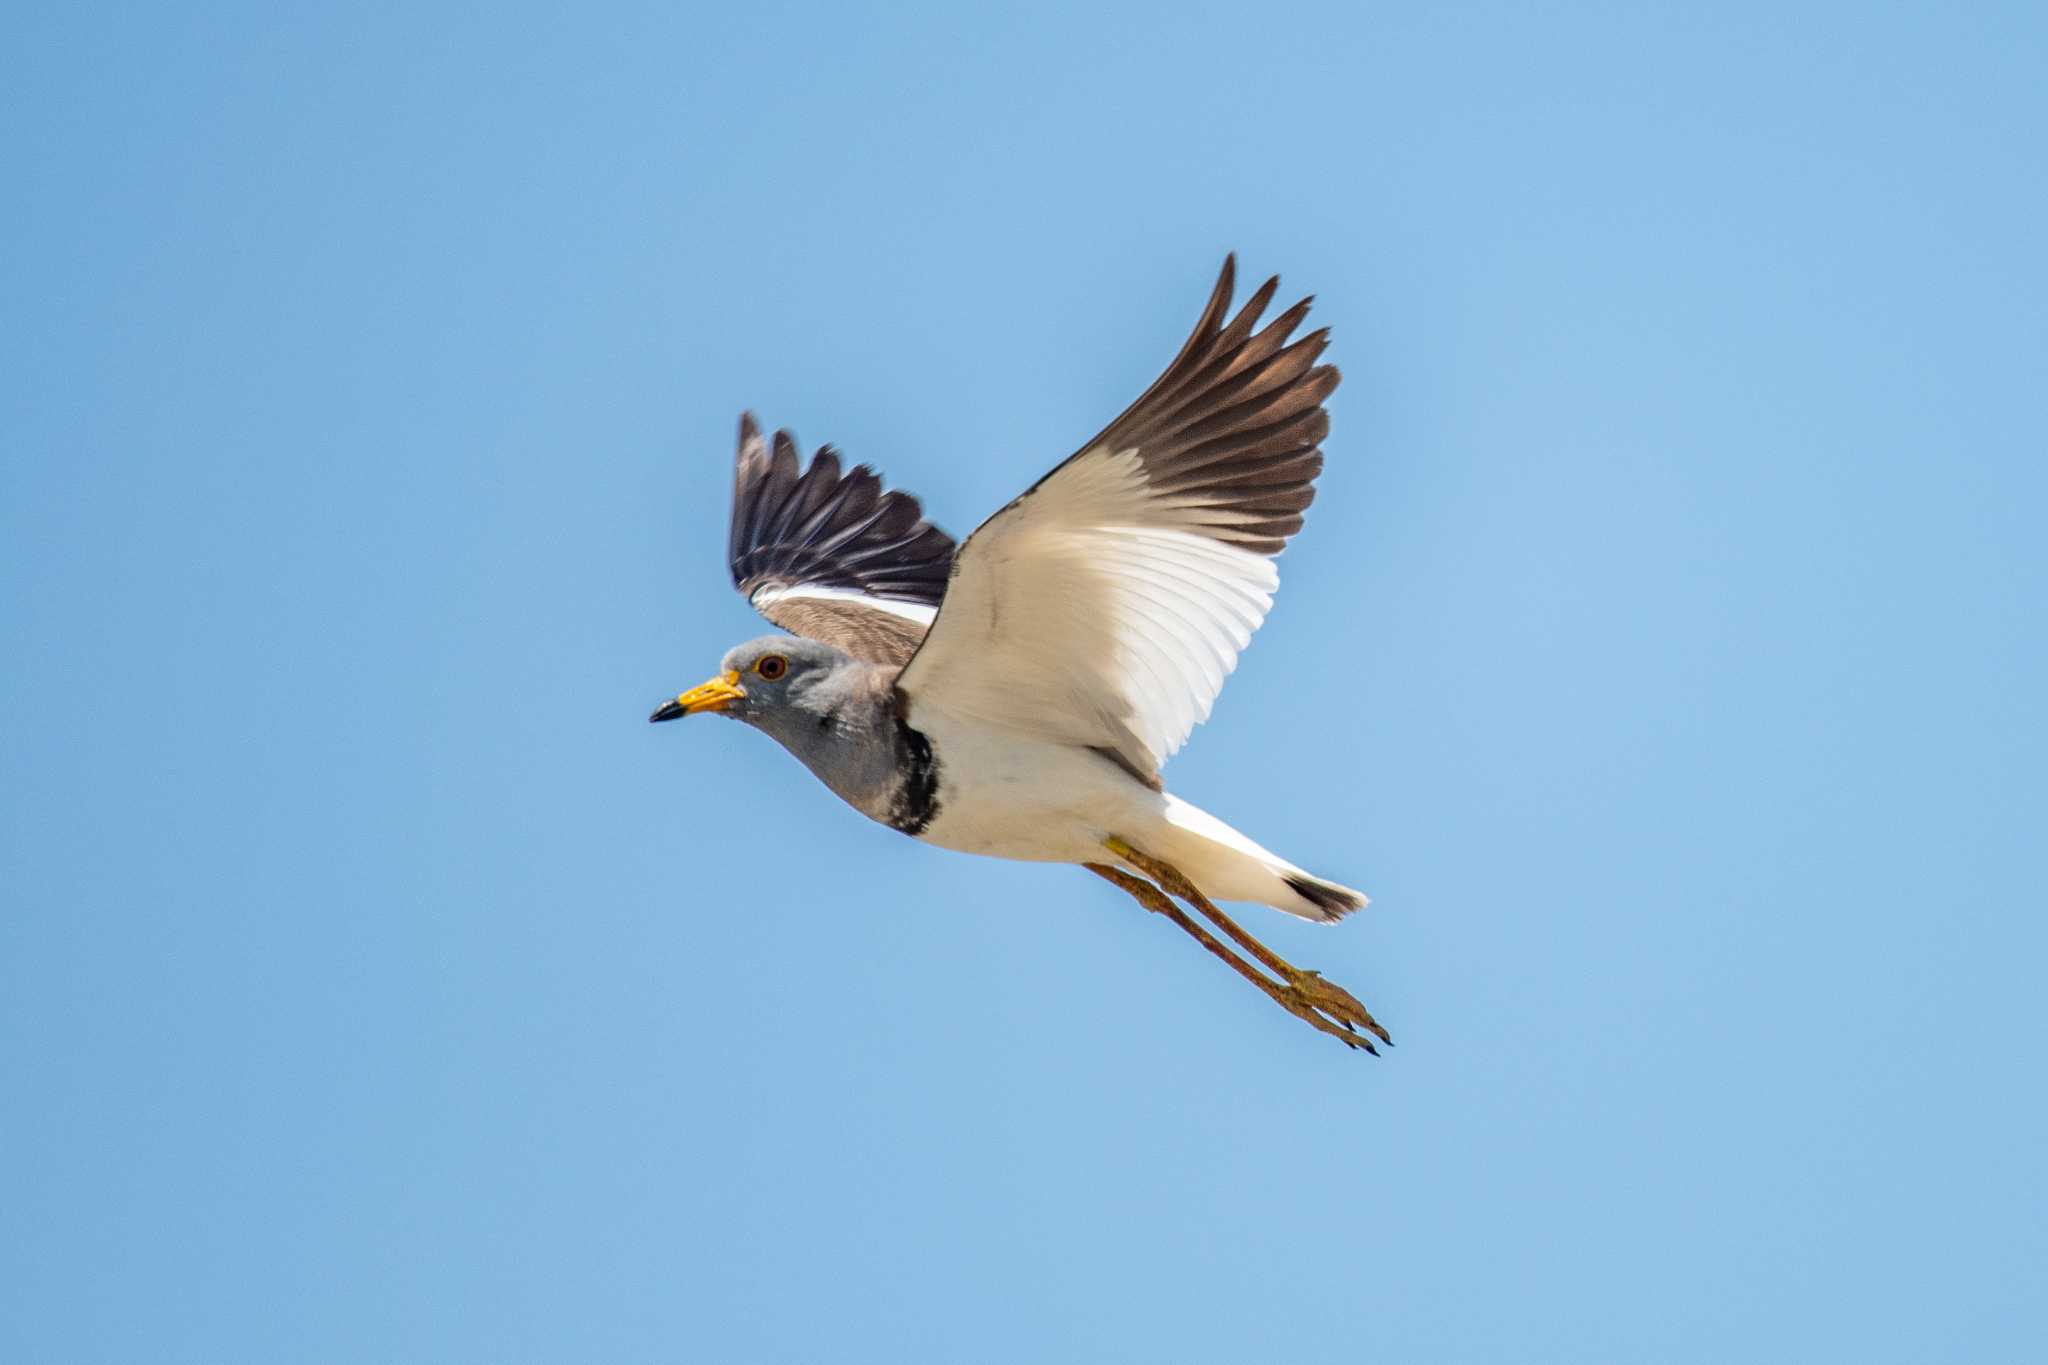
[4,3,2044,1360]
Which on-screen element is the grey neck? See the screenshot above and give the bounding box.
[752,663,926,828]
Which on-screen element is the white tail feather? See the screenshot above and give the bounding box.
[1149,794,1368,923]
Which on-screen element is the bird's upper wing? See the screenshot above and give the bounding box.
[727,414,957,665]
[896,256,1338,780]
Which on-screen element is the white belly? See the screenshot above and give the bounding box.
[907,702,1163,864]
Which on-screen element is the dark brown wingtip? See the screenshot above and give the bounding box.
[1212,278,1276,357]
[725,420,959,646]
[1055,257,1343,556]
[1143,257,1241,401]
[736,411,767,469]
[1197,256,1237,339]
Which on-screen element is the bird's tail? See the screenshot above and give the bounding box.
[1279,871,1369,920]
[1147,795,1369,924]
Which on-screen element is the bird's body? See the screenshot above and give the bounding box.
[698,636,1362,922]
[902,697,1127,860]
[654,257,1391,1049]
[910,696,1361,921]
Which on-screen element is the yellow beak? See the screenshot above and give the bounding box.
[649,670,745,722]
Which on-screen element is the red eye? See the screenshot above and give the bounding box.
[756,655,788,681]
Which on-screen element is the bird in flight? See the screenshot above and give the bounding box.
[652,257,1388,1051]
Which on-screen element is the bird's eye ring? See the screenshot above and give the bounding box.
[756,655,788,681]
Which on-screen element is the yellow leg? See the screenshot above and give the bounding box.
[1088,839,1389,1053]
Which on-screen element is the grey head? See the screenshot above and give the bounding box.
[650,635,908,821]
[650,635,853,726]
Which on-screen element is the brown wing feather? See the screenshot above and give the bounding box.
[1042,254,1339,557]
[726,414,956,665]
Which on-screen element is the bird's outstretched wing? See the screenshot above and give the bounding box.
[896,256,1339,780]
[727,414,957,665]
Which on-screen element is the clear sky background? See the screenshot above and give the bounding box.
[4,3,2044,1361]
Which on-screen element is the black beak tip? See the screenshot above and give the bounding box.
[649,699,687,724]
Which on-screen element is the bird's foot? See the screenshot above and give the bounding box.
[1105,837,1391,1053]
[1269,982,1382,1053]
[1281,969,1391,1050]
[1091,843,1391,1055]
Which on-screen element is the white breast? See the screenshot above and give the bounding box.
[906,700,1166,865]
